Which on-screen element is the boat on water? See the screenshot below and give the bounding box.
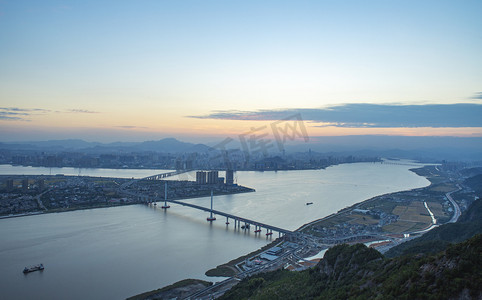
[306,202,313,205]
[23,264,44,274]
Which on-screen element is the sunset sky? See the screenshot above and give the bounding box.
[1,0,481,142]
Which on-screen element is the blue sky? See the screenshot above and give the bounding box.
[0,0,481,142]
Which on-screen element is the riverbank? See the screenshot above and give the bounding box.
[129,165,441,299]
[135,165,472,299]
[298,165,454,240]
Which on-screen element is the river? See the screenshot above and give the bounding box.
[0,162,429,299]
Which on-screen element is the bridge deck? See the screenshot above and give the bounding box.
[164,199,293,235]
[122,170,293,236]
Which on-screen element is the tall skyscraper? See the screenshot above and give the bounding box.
[226,170,234,185]
[22,178,29,193]
[196,171,206,184]
[207,171,218,184]
[37,179,45,191]
[6,179,14,192]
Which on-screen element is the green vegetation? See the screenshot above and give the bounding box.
[206,265,237,277]
[220,235,482,300]
[428,182,457,193]
[465,174,482,195]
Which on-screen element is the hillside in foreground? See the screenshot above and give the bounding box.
[220,234,482,300]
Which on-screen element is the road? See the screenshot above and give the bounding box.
[447,185,462,223]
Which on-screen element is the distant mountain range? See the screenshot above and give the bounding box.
[1,135,482,161]
[0,138,211,154]
[286,135,482,161]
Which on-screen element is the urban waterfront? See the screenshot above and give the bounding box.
[0,162,430,299]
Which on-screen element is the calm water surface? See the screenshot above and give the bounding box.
[0,163,429,299]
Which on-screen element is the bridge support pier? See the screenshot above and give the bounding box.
[161,182,170,209]
[207,190,216,222]
[225,217,229,225]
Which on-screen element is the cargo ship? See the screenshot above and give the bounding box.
[23,264,44,274]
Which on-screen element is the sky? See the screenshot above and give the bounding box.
[0,0,481,143]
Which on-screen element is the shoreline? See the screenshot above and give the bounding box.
[296,165,432,232]
[295,166,431,234]
[131,165,437,299]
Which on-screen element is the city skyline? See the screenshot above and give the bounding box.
[1,0,481,142]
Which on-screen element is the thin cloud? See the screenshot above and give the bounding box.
[67,109,99,114]
[0,107,100,121]
[0,107,51,121]
[115,125,148,129]
[190,103,482,128]
[0,107,51,113]
[0,115,27,121]
[471,92,482,100]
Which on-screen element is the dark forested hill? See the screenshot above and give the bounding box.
[465,174,482,195]
[220,235,482,300]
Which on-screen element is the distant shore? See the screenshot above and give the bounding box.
[0,173,255,218]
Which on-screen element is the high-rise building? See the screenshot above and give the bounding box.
[226,169,234,185]
[175,158,183,170]
[6,179,14,192]
[22,178,29,193]
[37,179,45,191]
[196,171,206,184]
[207,171,218,184]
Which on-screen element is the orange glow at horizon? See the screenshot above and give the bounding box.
[3,111,482,141]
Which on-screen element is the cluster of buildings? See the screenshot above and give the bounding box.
[43,185,112,209]
[127,176,253,202]
[195,170,234,185]
[3,178,45,193]
[0,171,252,217]
[0,193,39,215]
[307,208,398,242]
[311,222,383,242]
[0,175,132,215]
[0,147,381,171]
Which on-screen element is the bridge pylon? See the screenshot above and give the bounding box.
[161,182,170,209]
[207,190,216,221]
